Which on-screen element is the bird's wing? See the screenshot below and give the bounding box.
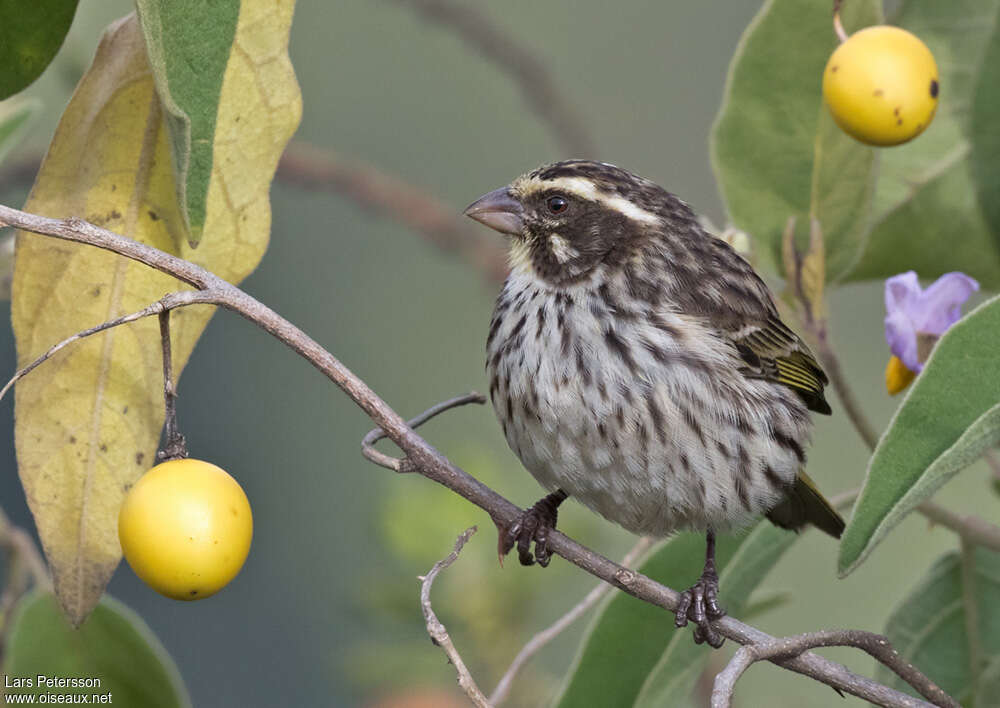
[726,316,832,415]
[655,231,832,414]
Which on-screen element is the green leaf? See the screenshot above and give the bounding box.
[970,8,1000,239]
[844,0,1000,286]
[553,523,797,708]
[4,591,191,708]
[0,0,78,99]
[839,295,1000,575]
[711,0,881,280]
[877,548,1000,705]
[135,0,240,247]
[713,0,1000,286]
[12,8,300,625]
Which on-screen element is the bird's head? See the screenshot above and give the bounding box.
[464,160,689,286]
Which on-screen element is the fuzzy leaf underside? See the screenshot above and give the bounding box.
[839,295,1000,575]
[135,0,240,246]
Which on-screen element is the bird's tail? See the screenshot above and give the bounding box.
[765,470,845,539]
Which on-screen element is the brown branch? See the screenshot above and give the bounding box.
[918,501,1000,553]
[419,526,490,708]
[783,217,879,451]
[277,143,508,283]
[2,146,510,286]
[0,204,950,708]
[812,323,880,450]
[712,629,958,708]
[489,535,653,706]
[363,392,486,472]
[390,0,595,157]
[0,290,217,404]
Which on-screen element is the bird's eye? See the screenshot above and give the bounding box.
[546,195,568,214]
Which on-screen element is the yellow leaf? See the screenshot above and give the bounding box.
[11,6,300,624]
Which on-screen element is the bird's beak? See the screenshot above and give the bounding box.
[464,187,524,236]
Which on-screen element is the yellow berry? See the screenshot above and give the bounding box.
[118,459,253,601]
[823,26,939,146]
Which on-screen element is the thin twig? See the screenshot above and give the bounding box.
[156,309,188,461]
[277,143,508,283]
[3,146,511,286]
[420,526,490,708]
[0,205,949,708]
[362,392,487,472]
[832,0,849,42]
[812,324,880,450]
[489,535,653,705]
[391,0,595,157]
[712,629,958,708]
[0,290,218,405]
[784,218,879,451]
[918,501,1000,553]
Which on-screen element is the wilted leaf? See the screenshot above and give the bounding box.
[840,295,1000,575]
[12,5,300,624]
[553,522,797,708]
[4,591,190,708]
[0,0,79,99]
[877,548,1000,705]
[711,0,880,280]
[135,0,240,246]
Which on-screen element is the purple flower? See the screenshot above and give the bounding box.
[884,271,979,372]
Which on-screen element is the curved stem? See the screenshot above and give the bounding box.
[832,1,849,42]
[813,323,880,451]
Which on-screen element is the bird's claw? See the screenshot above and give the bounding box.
[674,569,726,648]
[498,492,564,567]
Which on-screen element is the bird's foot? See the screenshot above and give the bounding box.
[674,567,726,648]
[499,489,567,567]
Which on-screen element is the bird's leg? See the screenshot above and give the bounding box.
[674,529,726,648]
[499,489,568,567]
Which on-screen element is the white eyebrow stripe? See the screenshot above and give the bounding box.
[520,175,661,226]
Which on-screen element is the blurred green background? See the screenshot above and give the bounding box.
[1,1,996,706]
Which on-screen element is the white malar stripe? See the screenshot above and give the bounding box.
[548,234,578,263]
[519,175,661,226]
